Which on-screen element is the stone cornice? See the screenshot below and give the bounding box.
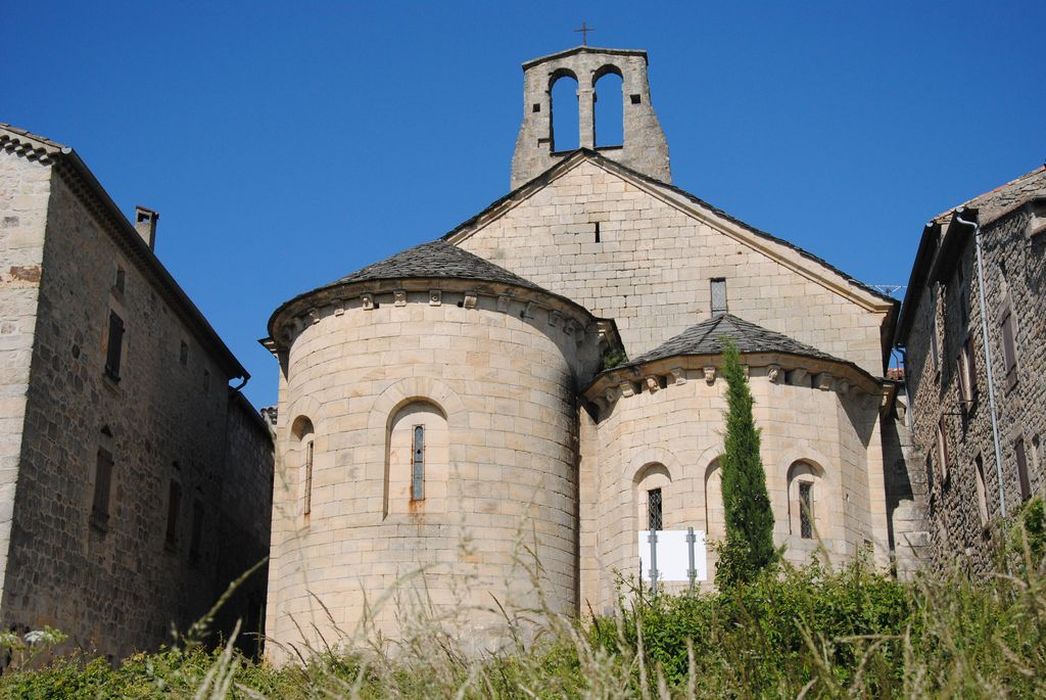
[584,351,888,417]
[265,275,624,357]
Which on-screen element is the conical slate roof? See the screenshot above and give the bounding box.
[334,240,545,291]
[629,313,841,366]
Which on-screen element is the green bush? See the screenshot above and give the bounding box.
[2,556,1044,698]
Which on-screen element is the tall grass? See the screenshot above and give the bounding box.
[3,502,1044,698]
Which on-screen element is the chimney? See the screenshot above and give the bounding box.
[134,206,159,250]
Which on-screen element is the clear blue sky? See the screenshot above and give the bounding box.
[3,1,1043,407]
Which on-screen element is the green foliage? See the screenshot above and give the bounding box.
[716,339,776,587]
[3,558,1046,698]
[601,347,627,370]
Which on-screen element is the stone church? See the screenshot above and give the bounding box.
[263,46,918,656]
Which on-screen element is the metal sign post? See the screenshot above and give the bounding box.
[686,527,697,592]
[648,530,659,595]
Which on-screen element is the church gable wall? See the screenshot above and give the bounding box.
[454,160,888,376]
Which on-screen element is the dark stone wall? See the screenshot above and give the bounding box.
[0,169,273,660]
[905,201,1045,573]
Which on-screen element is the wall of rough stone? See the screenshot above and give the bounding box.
[580,361,886,609]
[454,160,891,378]
[905,200,1045,572]
[0,167,270,660]
[213,392,274,658]
[266,285,603,659]
[0,153,50,612]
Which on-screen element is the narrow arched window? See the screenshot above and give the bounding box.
[787,461,824,539]
[386,400,447,516]
[411,425,425,501]
[291,416,315,521]
[593,68,623,147]
[634,463,671,532]
[704,460,725,541]
[550,72,579,152]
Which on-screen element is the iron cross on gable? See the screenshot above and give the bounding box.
[574,21,594,46]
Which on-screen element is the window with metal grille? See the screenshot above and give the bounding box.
[798,482,813,539]
[411,425,425,501]
[104,311,124,381]
[710,278,727,316]
[303,440,314,517]
[647,488,662,531]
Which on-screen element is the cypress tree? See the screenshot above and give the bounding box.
[715,339,776,587]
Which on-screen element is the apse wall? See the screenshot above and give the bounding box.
[266,284,603,656]
[580,360,885,611]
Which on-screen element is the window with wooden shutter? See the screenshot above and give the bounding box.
[104,311,124,381]
[1016,439,1031,502]
[91,448,114,529]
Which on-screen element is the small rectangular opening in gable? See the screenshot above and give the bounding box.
[630,94,642,104]
[532,103,541,113]
[594,222,601,243]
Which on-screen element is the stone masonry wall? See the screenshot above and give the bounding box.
[456,160,890,378]
[0,152,50,611]
[906,203,1045,572]
[0,170,261,660]
[213,393,274,659]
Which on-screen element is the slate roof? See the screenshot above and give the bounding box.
[931,165,1046,227]
[628,313,842,366]
[333,239,547,291]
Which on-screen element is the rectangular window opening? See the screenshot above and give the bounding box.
[936,416,950,483]
[710,278,727,316]
[189,499,204,563]
[105,311,124,381]
[1016,438,1031,502]
[91,448,114,529]
[798,482,813,539]
[179,341,188,366]
[630,94,642,104]
[594,221,601,243]
[165,480,181,548]
[304,440,314,517]
[114,266,125,294]
[1000,307,1017,377]
[647,488,662,531]
[411,425,425,501]
[975,455,989,526]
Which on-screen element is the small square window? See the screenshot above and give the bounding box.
[630,94,642,104]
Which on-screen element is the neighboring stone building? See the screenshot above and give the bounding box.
[263,46,919,657]
[895,166,1046,571]
[0,124,274,661]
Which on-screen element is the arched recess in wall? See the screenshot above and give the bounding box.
[704,460,726,542]
[550,69,579,152]
[384,399,448,519]
[786,460,825,540]
[634,462,671,532]
[290,415,315,521]
[593,65,623,148]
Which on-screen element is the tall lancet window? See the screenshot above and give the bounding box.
[412,425,425,501]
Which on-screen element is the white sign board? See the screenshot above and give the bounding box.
[638,530,708,583]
